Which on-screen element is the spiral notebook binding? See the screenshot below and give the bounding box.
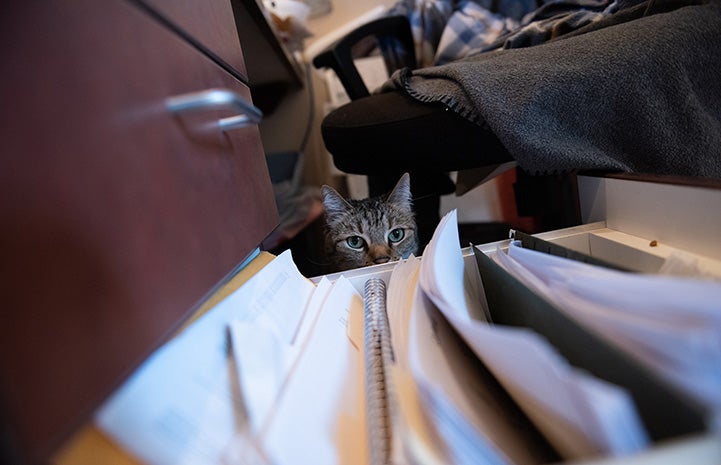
[363,278,395,465]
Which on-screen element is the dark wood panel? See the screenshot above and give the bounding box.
[0,1,278,463]
[138,0,249,82]
[230,0,305,87]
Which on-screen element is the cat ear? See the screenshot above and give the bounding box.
[386,172,413,211]
[321,185,352,221]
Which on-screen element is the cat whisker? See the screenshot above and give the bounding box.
[411,193,433,202]
[300,255,333,267]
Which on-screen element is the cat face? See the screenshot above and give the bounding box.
[321,173,418,272]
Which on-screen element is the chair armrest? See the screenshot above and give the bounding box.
[312,15,416,100]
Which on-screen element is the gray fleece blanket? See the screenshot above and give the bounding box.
[383,0,721,178]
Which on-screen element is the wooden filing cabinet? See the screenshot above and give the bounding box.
[0,1,278,463]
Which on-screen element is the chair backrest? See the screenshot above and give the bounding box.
[312,15,416,100]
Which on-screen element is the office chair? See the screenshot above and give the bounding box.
[312,15,579,248]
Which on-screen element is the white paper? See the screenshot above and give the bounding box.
[386,254,421,372]
[502,240,721,418]
[228,319,287,436]
[295,276,333,347]
[226,276,334,438]
[95,250,315,465]
[417,214,650,460]
[419,209,487,322]
[386,256,448,465]
[256,276,367,465]
[446,314,650,459]
[408,285,559,465]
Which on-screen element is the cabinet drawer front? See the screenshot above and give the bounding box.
[0,1,277,462]
[139,0,249,81]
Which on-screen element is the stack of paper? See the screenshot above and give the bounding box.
[95,251,311,464]
[239,275,367,465]
[417,210,651,460]
[418,209,488,323]
[386,242,559,464]
[96,251,364,465]
[494,240,721,429]
[95,208,720,465]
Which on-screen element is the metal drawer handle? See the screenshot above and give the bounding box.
[165,88,263,131]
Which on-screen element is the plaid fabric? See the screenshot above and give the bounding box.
[435,2,519,65]
[388,0,454,68]
[387,0,631,66]
[382,0,721,178]
[473,0,543,21]
[486,0,628,51]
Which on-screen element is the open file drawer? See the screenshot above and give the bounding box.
[466,174,721,463]
[549,174,721,274]
[314,173,721,464]
[57,173,721,464]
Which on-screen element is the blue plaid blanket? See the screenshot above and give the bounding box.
[389,0,633,66]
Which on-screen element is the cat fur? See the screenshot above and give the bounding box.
[321,173,418,272]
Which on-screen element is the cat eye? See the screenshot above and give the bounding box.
[346,236,365,249]
[388,228,405,243]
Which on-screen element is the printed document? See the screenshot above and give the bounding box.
[95,250,315,465]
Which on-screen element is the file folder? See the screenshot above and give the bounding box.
[509,230,629,271]
[473,247,710,441]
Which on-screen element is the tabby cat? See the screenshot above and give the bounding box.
[321,173,418,272]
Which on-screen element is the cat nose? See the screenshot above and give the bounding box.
[373,256,391,264]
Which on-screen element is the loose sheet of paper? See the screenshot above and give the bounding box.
[386,256,448,465]
[419,209,488,322]
[95,250,315,465]
[386,254,421,372]
[388,244,558,465]
[227,276,332,435]
[408,283,564,465]
[246,276,367,465]
[445,314,650,459]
